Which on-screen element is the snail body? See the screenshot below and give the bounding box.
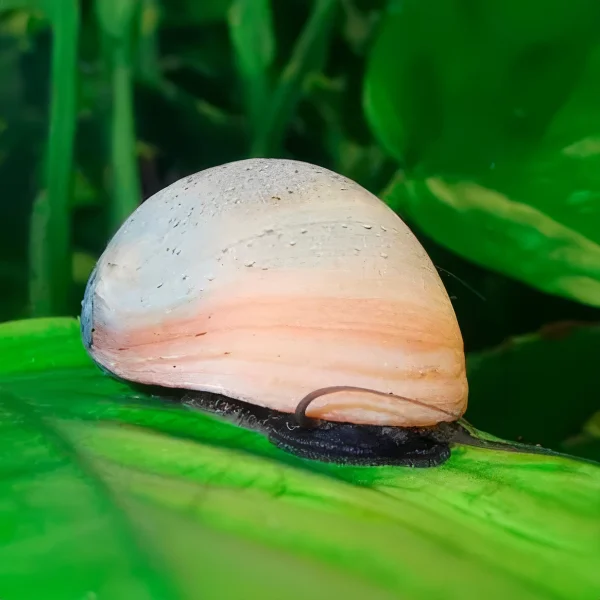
[81,158,468,467]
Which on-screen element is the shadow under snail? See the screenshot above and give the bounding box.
[80,158,572,468]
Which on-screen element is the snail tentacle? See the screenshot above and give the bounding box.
[294,386,456,428]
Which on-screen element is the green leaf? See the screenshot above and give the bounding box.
[95,0,142,234]
[365,0,600,307]
[72,250,97,285]
[0,0,42,10]
[1,317,599,599]
[383,172,600,307]
[365,0,600,170]
[136,0,161,82]
[563,411,600,463]
[95,0,139,40]
[250,0,338,157]
[162,0,233,26]
[228,0,275,134]
[466,321,600,451]
[27,0,79,317]
[71,168,102,209]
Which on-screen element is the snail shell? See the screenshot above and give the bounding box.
[82,158,467,432]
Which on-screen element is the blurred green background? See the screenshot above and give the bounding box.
[0,0,599,459]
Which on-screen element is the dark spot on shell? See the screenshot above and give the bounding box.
[195,332,207,337]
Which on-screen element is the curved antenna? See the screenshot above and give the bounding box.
[435,265,486,302]
[294,385,456,427]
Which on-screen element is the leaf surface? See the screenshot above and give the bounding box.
[0,318,599,599]
[365,0,600,307]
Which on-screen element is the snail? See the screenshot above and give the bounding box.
[80,158,570,468]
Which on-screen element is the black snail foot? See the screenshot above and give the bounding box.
[131,384,592,468]
[266,416,451,467]
[135,385,453,468]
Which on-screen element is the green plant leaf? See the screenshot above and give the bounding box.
[26,0,79,317]
[1,317,599,599]
[250,0,338,157]
[563,410,600,463]
[466,321,600,452]
[382,170,600,307]
[162,0,233,26]
[95,0,139,40]
[136,0,161,82]
[95,0,142,234]
[0,0,42,10]
[365,0,600,307]
[228,0,275,134]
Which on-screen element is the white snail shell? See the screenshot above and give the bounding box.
[82,158,468,427]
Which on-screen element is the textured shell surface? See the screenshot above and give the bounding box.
[82,158,468,427]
